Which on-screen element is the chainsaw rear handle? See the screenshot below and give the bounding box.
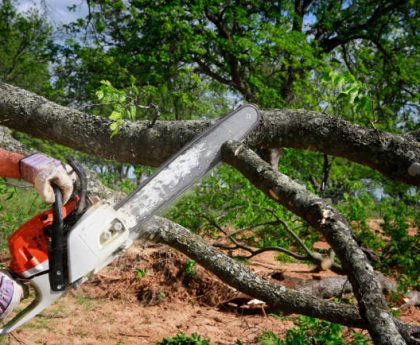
[0,273,64,335]
[46,157,88,290]
[48,186,66,291]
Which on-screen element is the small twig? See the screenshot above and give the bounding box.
[237,246,308,261]
[213,243,239,250]
[320,153,332,194]
[220,220,281,239]
[210,204,344,273]
[147,103,161,128]
[9,333,27,345]
[118,332,149,338]
[370,120,385,144]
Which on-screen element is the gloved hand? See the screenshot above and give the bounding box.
[0,271,24,320]
[20,153,75,204]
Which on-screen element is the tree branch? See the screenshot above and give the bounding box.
[221,141,405,345]
[0,82,418,185]
[1,83,418,342]
[318,2,406,53]
[213,208,344,274]
[139,216,419,345]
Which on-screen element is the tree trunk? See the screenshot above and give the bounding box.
[221,141,405,345]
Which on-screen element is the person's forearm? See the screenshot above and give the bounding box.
[0,148,24,179]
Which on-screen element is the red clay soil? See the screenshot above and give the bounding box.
[1,243,419,345]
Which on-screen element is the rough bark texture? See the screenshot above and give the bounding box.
[140,216,364,326]
[0,82,418,185]
[290,272,397,300]
[221,141,406,345]
[251,109,420,186]
[140,216,419,345]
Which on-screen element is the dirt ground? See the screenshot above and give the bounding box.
[1,243,419,345]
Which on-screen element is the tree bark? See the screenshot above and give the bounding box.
[221,141,406,345]
[0,82,418,185]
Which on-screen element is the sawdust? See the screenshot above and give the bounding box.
[78,245,236,308]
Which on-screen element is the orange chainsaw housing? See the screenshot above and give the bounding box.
[8,197,79,277]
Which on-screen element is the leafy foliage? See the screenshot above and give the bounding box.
[377,201,419,291]
[0,179,45,251]
[0,0,54,95]
[168,165,293,227]
[135,268,147,280]
[338,192,419,290]
[156,332,210,345]
[260,316,369,345]
[183,259,197,277]
[58,1,418,129]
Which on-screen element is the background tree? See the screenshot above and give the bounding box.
[0,0,55,95]
[57,0,418,197]
[59,1,417,123]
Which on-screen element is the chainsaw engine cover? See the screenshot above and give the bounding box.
[67,201,129,283]
[8,197,79,278]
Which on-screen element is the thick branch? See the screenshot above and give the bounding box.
[141,217,364,325]
[0,82,418,185]
[140,216,419,345]
[253,109,420,186]
[221,141,405,345]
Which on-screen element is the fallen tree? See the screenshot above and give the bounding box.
[0,83,418,185]
[0,82,419,344]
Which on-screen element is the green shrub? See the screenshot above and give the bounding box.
[156,332,210,345]
[259,316,369,345]
[0,179,46,251]
[184,259,197,277]
[378,201,419,291]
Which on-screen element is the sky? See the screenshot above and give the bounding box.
[17,0,88,25]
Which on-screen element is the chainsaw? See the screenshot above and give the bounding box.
[0,105,259,334]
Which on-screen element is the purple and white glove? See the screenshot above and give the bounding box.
[20,153,74,204]
[0,271,23,320]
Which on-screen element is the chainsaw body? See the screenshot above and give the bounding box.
[0,105,260,334]
[9,197,79,279]
[1,198,128,334]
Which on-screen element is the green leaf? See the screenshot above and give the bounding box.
[109,122,119,136]
[96,90,104,100]
[109,111,122,120]
[128,105,137,120]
